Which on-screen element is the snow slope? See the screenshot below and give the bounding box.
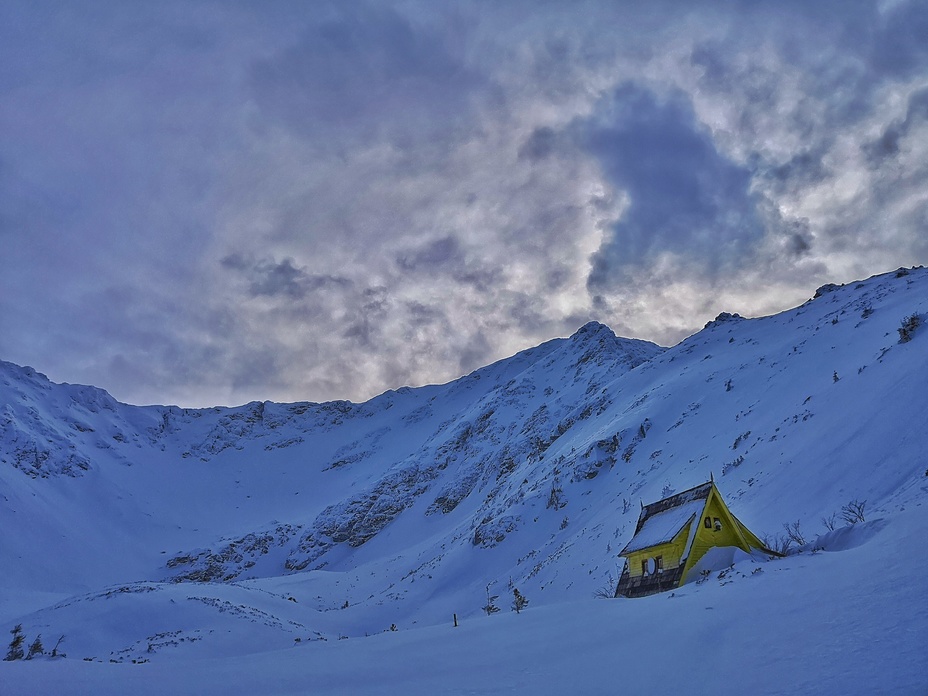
[2,266,927,694]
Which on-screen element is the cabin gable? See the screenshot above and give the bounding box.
[680,487,755,582]
[616,480,778,598]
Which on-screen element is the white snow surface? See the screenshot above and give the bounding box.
[1,267,927,694]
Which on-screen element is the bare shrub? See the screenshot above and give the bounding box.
[763,532,793,556]
[783,520,806,546]
[840,499,867,525]
[593,573,618,599]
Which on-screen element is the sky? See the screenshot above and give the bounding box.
[1,0,927,408]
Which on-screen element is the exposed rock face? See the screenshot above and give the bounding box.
[167,524,302,582]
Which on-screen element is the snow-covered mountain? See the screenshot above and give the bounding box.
[2,267,927,695]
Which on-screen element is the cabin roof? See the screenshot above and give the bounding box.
[620,499,704,554]
[620,481,713,556]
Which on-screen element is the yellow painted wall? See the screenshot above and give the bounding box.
[626,520,693,579]
[680,488,754,582]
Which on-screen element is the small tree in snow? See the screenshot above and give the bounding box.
[25,634,43,660]
[5,625,25,661]
[546,480,565,510]
[821,513,837,532]
[483,583,500,615]
[512,588,529,614]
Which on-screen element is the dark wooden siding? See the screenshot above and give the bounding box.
[615,564,685,598]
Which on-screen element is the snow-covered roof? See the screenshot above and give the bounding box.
[620,499,705,554]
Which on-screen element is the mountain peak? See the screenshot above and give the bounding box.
[565,320,664,373]
[703,311,744,330]
[570,320,615,340]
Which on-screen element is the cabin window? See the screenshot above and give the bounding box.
[704,516,712,528]
[714,517,722,531]
[641,557,662,576]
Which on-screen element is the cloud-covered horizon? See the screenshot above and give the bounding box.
[2,0,927,407]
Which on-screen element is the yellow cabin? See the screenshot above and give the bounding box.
[615,479,779,598]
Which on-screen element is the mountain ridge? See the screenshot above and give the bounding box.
[2,266,927,675]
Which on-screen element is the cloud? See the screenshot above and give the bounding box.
[518,127,559,161]
[868,0,928,79]
[571,83,765,289]
[249,3,479,147]
[1,1,927,408]
[861,86,928,167]
[668,2,928,280]
[395,236,463,273]
[221,253,352,299]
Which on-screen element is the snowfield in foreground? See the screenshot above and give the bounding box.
[4,510,927,695]
[2,267,927,694]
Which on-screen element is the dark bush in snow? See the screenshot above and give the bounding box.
[898,314,921,343]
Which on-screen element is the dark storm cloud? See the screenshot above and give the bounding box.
[683,1,928,164]
[518,127,559,161]
[572,83,764,289]
[862,87,928,168]
[221,253,352,299]
[396,236,462,272]
[394,236,502,292]
[342,286,392,348]
[764,151,830,190]
[771,214,813,259]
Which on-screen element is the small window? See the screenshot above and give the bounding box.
[655,555,663,573]
[704,516,712,528]
[714,517,722,531]
[641,559,649,576]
